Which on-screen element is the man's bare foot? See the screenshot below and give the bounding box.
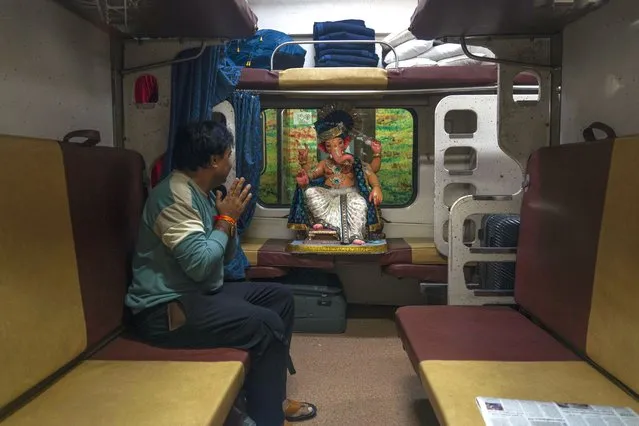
[312,224,324,230]
[353,239,365,245]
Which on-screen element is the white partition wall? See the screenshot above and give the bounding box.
[433,94,533,256]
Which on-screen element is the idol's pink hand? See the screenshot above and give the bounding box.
[296,169,309,187]
[371,139,382,154]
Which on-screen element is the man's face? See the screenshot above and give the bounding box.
[209,148,233,185]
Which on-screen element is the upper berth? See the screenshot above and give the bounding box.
[54,0,258,39]
[233,0,610,94]
[409,0,610,39]
[237,65,539,92]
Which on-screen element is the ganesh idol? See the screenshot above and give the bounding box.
[287,105,385,245]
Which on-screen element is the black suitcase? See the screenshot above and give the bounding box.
[478,214,520,290]
[253,269,347,334]
[289,284,347,334]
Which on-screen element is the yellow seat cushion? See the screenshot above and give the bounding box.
[419,360,639,426]
[3,360,244,426]
[404,238,447,264]
[0,135,86,407]
[279,67,388,89]
[587,136,639,393]
[241,238,268,266]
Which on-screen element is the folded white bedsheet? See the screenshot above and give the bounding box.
[382,29,416,48]
[385,57,438,69]
[384,39,436,64]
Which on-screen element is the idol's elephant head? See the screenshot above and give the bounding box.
[325,137,354,165]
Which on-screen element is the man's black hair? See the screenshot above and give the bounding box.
[212,111,227,126]
[172,120,234,172]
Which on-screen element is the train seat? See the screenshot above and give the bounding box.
[396,137,639,424]
[0,135,246,425]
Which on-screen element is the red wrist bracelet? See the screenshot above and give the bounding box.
[215,215,236,226]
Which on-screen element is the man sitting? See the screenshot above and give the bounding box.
[125,120,317,426]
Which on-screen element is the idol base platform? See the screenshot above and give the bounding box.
[285,239,388,255]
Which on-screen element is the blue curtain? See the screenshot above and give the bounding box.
[163,45,242,176]
[224,91,263,280]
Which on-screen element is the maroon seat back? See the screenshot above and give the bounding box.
[514,141,613,353]
[60,143,147,347]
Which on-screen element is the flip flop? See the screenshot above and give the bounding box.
[284,399,317,422]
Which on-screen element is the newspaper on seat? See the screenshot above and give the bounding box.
[476,396,639,426]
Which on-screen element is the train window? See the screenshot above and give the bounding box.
[259,107,417,208]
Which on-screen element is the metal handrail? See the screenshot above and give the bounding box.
[270,40,400,70]
[122,42,208,75]
[244,85,540,96]
[121,40,227,75]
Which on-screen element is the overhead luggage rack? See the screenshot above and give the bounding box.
[53,0,258,40]
[409,0,610,39]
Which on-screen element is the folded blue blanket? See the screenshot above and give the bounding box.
[316,60,379,68]
[316,43,376,53]
[318,54,379,66]
[315,48,378,59]
[317,31,376,41]
[312,19,378,66]
[314,21,375,39]
[330,19,365,25]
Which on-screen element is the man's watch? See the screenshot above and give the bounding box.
[215,215,236,237]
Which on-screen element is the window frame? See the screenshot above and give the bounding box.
[257,106,419,210]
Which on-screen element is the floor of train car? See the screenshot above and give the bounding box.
[288,305,438,426]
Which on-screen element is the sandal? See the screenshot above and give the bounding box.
[284,399,317,422]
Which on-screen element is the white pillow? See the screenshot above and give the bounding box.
[385,57,438,69]
[382,29,416,48]
[384,39,436,64]
[419,43,495,61]
[438,55,480,66]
